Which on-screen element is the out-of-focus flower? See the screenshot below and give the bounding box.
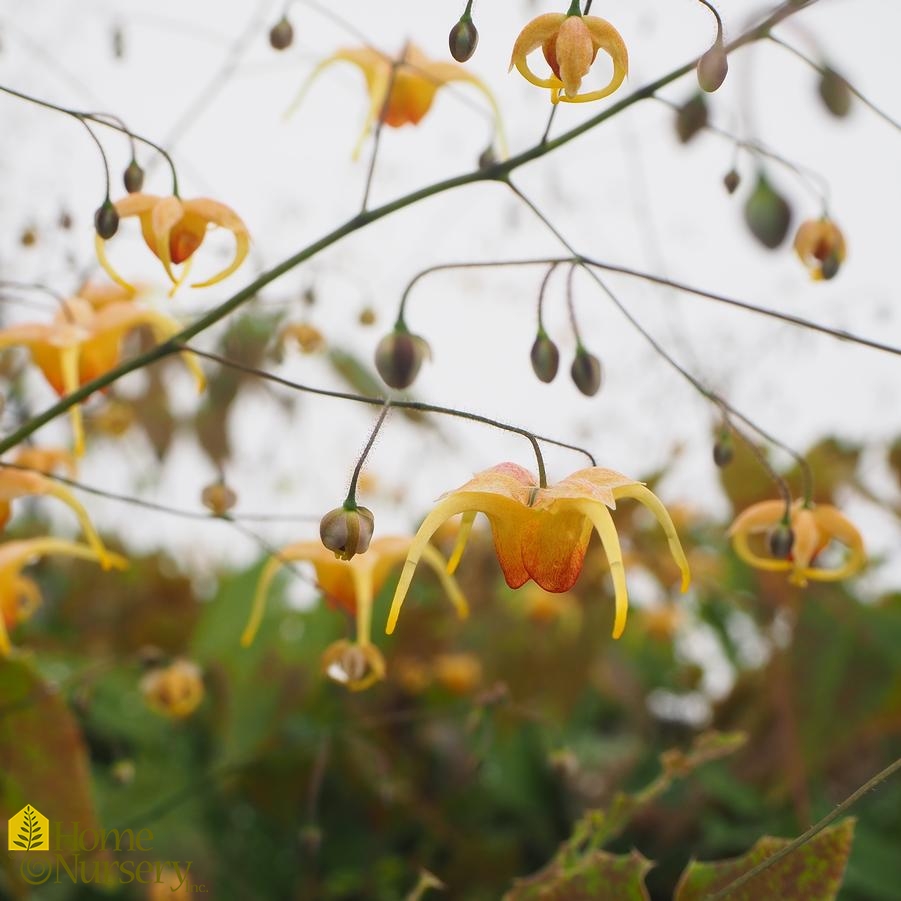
[0,462,114,566]
[280,322,325,354]
[729,498,865,586]
[510,4,628,104]
[288,43,505,159]
[387,463,690,640]
[244,536,468,692]
[10,446,77,478]
[432,652,483,695]
[95,193,249,294]
[77,280,138,309]
[0,296,205,455]
[794,218,846,280]
[519,584,582,635]
[140,659,205,718]
[0,538,127,655]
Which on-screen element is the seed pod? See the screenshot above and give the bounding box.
[723,169,740,194]
[713,434,734,467]
[530,332,560,383]
[449,17,479,63]
[818,66,852,118]
[123,159,145,193]
[375,327,431,389]
[768,523,795,559]
[697,43,728,93]
[570,349,602,397]
[675,93,708,144]
[744,173,792,249]
[201,481,237,515]
[320,505,375,560]
[94,200,119,239]
[269,16,294,50]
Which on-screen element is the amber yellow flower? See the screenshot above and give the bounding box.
[794,218,846,280]
[0,537,127,656]
[288,43,505,159]
[243,536,468,692]
[510,2,628,104]
[95,193,249,294]
[0,295,205,455]
[729,499,865,586]
[387,463,689,640]
[140,659,205,718]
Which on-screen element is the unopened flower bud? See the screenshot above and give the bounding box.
[675,93,708,144]
[713,433,734,467]
[818,67,852,118]
[123,159,145,194]
[570,349,602,397]
[478,145,498,170]
[94,200,119,239]
[320,505,375,560]
[202,480,237,515]
[449,17,479,62]
[269,16,294,50]
[375,326,431,390]
[768,523,795,559]
[723,169,741,194]
[744,173,792,249]
[697,42,728,93]
[530,332,560,383]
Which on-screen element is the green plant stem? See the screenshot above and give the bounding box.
[0,0,817,457]
[705,755,901,900]
[345,400,391,506]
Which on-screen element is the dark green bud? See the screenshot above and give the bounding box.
[478,145,498,170]
[94,200,119,239]
[697,43,728,93]
[723,168,740,194]
[675,93,708,144]
[820,252,841,281]
[320,505,375,560]
[123,159,145,193]
[269,16,294,50]
[744,173,792,249]
[768,523,794,559]
[375,327,431,389]
[530,332,560,383]
[570,349,602,397]
[449,17,479,62]
[818,67,852,118]
[713,434,733,467]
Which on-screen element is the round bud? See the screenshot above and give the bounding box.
[478,145,498,170]
[570,349,602,397]
[819,252,841,281]
[713,435,734,467]
[375,327,431,390]
[201,481,237,516]
[743,173,792,250]
[675,93,708,144]
[530,332,560,383]
[358,306,376,326]
[449,17,479,63]
[269,16,294,50]
[768,524,795,559]
[123,159,145,194]
[723,169,741,195]
[320,505,375,560]
[697,43,728,93]
[94,200,119,239]
[818,67,852,118]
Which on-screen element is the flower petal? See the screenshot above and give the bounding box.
[509,13,567,88]
[520,507,592,592]
[150,196,187,285]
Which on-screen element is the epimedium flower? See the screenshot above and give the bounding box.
[287,43,506,159]
[140,659,205,719]
[95,193,250,295]
[794,217,846,280]
[243,536,468,692]
[386,463,690,641]
[0,295,205,456]
[0,537,127,656]
[510,1,628,104]
[729,498,865,586]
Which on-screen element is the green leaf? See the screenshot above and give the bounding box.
[674,818,855,901]
[506,849,652,901]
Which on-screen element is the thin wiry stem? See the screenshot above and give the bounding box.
[345,400,391,506]
[361,52,402,212]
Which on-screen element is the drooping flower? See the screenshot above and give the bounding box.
[95,193,250,294]
[386,463,690,640]
[140,659,205,718]
[729,498,865,586]
[794,218,846,280]
[243,536,468,691]
[287,43,505,159]
[0,295,205,455]
[510,3,628,104]
[0,537,127,656]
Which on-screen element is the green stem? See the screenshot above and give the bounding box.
[344,400,391,507]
